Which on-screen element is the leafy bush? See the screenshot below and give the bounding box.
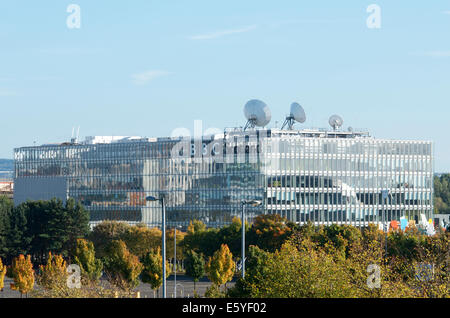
[36,252,67,290]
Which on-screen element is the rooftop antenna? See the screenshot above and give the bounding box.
[70,127,76,143]
[281,102,306,130]
[75,126,80,143]
[328,115,343,131]
[243,99,271,130]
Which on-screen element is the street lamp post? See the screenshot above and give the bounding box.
[381,190,389,258]
[241,200,262,279]
[146,194,166,298]
[174,225,181,298]
[174,226,176,298]
[241,203,246,279]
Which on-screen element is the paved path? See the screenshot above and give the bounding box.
[0,275,236,298]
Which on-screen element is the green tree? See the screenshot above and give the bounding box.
[120,225,161,258]
[141,247,171,297]
[216,217,248,257]
[240,240,357,298]
[64,198,90,253]
[182,226,220,257]
[434,174,450,214]
[5,204,31,262]
[187,219,206,234]
[184,249,205,293]
[89,221,131,259]
[410,232,450,297]
[0,195,12,260]
[227,245,270,298]
[247,214,296,252]
[7,199,90,264]
[183,218,247,258]
[315,224,362,259]
[103,240,143,291]
[72,238,103,282]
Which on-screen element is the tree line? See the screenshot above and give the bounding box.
[435,173,450,214]
[0,195,448,297]
[227,223,449,298]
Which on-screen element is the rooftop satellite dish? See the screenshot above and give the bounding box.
[244,99,271,130]
[329,115,343,131]
[291,102,306,123]
[348,126,353,133]
[281,102,306,130]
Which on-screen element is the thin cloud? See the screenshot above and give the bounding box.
[26,76,62,81]
[443,10,450,14]
[411,51,450,58]
[269,18,333,28]
[188,25,257,40]
[0,76,60,82]
[0,89,17,96]
[34,47,102,56]
[131,70,171,85]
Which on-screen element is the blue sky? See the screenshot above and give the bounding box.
[0,1,449,171]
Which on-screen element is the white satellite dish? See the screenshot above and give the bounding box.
[281,102,306,130]
[329,115,344,130]
[290,102,306,123]
[244,99,271,130]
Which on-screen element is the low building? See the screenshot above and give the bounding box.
[0,180,13,199]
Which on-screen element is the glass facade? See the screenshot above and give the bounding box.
[13,128,433,227]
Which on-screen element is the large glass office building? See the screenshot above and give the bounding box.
[13,128,433,227]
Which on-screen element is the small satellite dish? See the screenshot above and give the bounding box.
[329,115,343,130]
[281,102,306,130]
[348,126,353,132]
[244,99,271,130]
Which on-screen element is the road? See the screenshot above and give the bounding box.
[0,275,236,298]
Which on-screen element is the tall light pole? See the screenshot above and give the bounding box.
[381,190,389,258]
[146,194,166,298]
[241,200,262,279]
[174,225,181,298]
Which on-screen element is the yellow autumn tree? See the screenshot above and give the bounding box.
[37,252,68,290]
[0,257,7,291]
[205,244,235,289]
[10,254,35,296]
